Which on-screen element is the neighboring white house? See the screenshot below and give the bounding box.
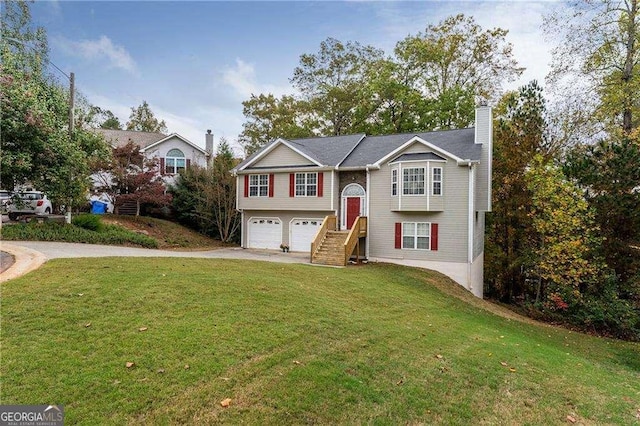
[93,129,213,179]
[232,105,493,298]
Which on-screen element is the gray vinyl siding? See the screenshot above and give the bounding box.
[237,172,332,211]
[368,160,470,264]
[474,106,492,212]
[253,143,316,168]
[242,209,333,248]
[332,170,340,215]
[473,210,485,259]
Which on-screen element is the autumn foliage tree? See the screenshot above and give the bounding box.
[93,141,171,216]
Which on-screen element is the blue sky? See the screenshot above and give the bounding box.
[32,1,559,152]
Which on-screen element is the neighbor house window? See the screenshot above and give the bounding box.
[391,169,398,196]
[165,149,186,174]
[295,172,317,197]
[432,167,442,195]
[402,222,431,250]
[403,167,425,195]
[249,174,269,197]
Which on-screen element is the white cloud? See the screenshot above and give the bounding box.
[222,58,293,100]
[56,35,137,74]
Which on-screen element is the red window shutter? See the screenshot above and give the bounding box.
[159,158,165,175]
[289,173,295,197]
[186,159,191,169]
[244,175,249,197]
[269,174,274,197]
[395,223,402,249]
[317,172,323,197]
[431,223,438,251]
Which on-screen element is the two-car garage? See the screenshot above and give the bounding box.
[246,216,324,252]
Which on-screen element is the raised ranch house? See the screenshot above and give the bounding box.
[232,105,492,297]
[93,128,213,177]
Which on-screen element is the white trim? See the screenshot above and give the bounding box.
[400,221,431,251]
[294,172,319,197]
[248,173,270,198]
[426,162,430,211]
[401,166,427,196]
[142,133,208,155]
[238,138,323,171]
[432,166,443,196]
[391,168,398,197]
[330,170,334,211]
[374,136,464,166]
[340,183,366,230]
[487,112,493,211]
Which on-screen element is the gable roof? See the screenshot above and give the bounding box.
[143,133,209,155]
[234,127,481,172]
[390,152,447,163]
[93,128,166,149]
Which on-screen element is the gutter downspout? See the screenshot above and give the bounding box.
[467,163,475,292]
[365,166,371,259]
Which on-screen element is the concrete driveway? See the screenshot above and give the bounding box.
[0,241,311,282]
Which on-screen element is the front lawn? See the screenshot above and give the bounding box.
[1,259,638,424]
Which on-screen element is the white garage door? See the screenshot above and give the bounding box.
[290,218,323,252]
[248,218,282,249]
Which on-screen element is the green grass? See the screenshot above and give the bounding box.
[1,259,638,424]
[1,221,158,248]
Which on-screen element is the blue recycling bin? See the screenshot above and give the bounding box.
[90,200,107,214]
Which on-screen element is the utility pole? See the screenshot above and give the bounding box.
[69,72,75,136]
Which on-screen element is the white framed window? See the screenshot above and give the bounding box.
[295,172,317,197]
[249,174,269,197]
[402,222,431,250]
[165,149,186,174]
[432,167,442,196]
[391,169,398,196]
[403,167,425,195]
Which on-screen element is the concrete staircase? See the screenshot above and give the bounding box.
[312,230,349,266]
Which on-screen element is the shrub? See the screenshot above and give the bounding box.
[2,222,158,249]
[72,214,104,232]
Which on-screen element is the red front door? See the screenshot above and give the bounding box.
[346,197,360,229]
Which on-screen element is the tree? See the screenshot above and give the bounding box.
[525,155,605,309]
[546,0,640,135]
[94,141,171,216]
[291,37,384,136]
[126,100,168,133]
[170,138,240,242]
[239,94,314,156]
[564,133,640,303]
[395,14,523,105]
[210,138,241,242]
[485,81,552,302]
[0,0,110,209]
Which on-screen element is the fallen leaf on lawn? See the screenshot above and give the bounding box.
[113,380,121,385]
[435,354,443,359]
[184,364,190,370]
[396,379,404,386]
[126,362,135,368]
[77,293,84,296]
[157,368,165,374]
[220,398,232,407]
[566,415,576,423]
[293,360,301,365]
[220,377,230,381]
[636,408,640,419]
[139,327,148,332]
[509,368,517,372]
[500,362,508,367]
[84,323,91,328]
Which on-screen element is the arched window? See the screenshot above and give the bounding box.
[165,149,186,174]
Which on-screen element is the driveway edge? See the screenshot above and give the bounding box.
[0,243,48,283]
